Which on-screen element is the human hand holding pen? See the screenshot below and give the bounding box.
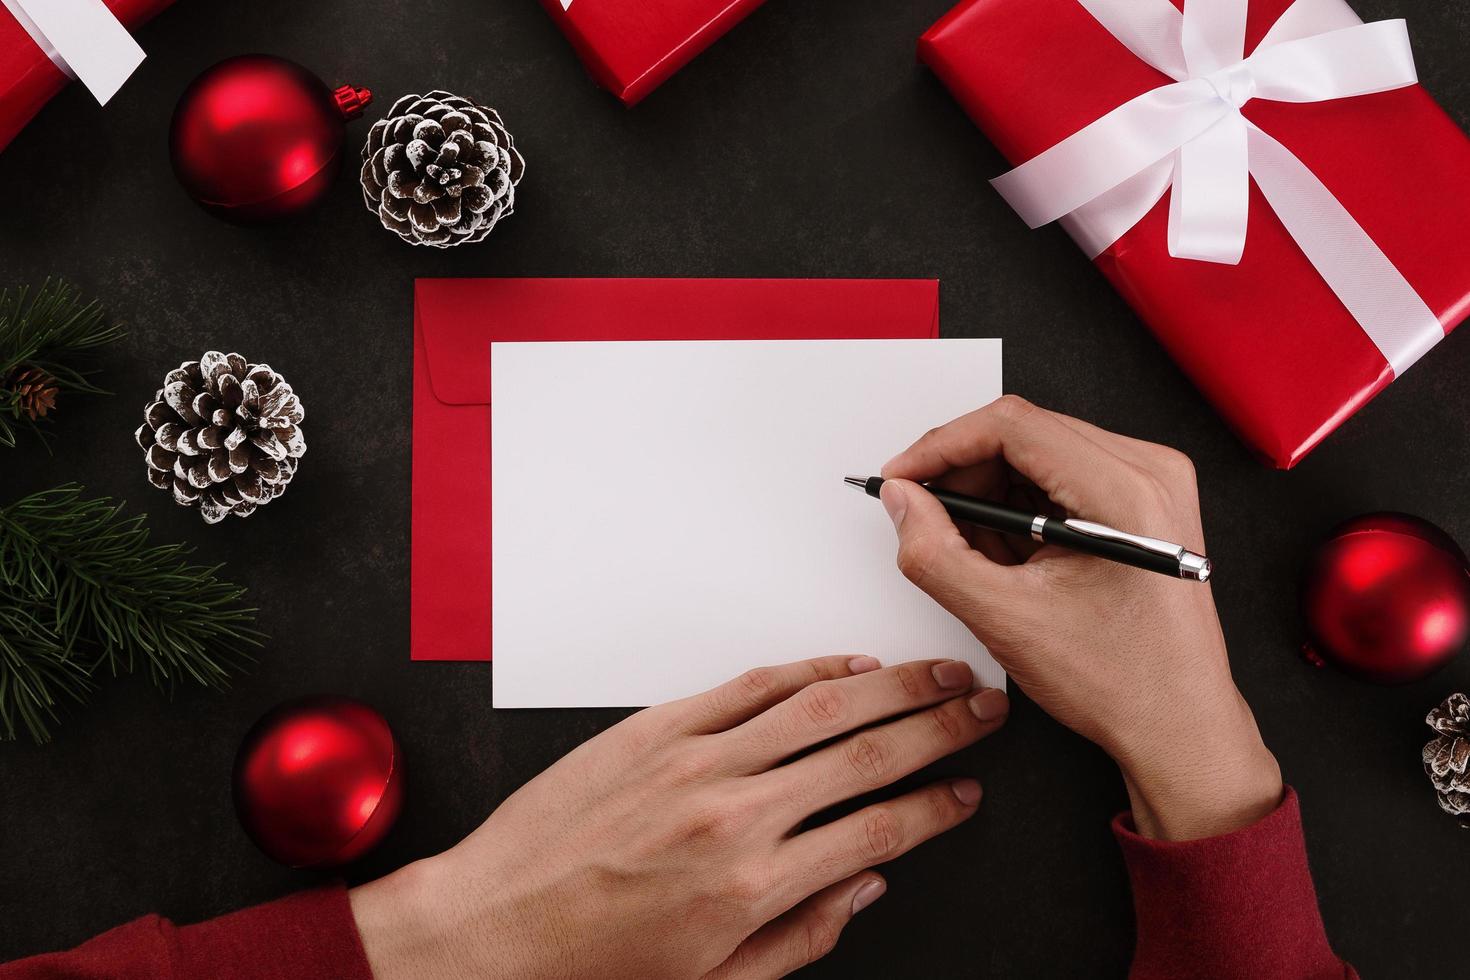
[878,396,1282,841]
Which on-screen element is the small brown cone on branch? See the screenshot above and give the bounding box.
[10,367,58,420]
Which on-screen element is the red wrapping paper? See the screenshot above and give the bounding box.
[538,0,765,106]
[920,0,1470,467]
[0,0,172,152]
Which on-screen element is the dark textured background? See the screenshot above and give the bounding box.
[3,0,1469,976]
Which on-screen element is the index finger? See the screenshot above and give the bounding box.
[880,395,1133,518]
[658,655,883,735]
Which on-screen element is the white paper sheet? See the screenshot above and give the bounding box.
[491,339,1005,708]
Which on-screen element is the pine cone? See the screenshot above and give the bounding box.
[134,352,306,524]
[360,90,524,247]
[1423,693,1470,820]
[8,367,58,420]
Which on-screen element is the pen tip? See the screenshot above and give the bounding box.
[844,475,870,491]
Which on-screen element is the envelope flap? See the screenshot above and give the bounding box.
[416,278,941,408]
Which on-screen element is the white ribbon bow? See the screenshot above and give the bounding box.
[990,0,1442,376]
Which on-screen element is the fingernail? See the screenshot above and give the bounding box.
[851,877,887,915]
[931,660,972,690]
[968,688,1010,723]
[951,779,983,807]
[879,481,907,529]
[847,655,881,674]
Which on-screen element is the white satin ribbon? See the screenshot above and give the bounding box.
[1,0,145,105]
[1,0,69,77]
[992,0,1442,376]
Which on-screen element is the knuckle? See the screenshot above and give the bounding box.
[799,682,850,730]
[928,700,970,744]
[804,658,834,685]
[993,394,1037,424]
[617,711,666,755]
[801,916,841,964]
[724,863,769,906]
[665,744,717,785]
[896,533,941,587]
[927,784,961,823]
[1156,447,1197,484]
[683,797,746,844]
[737,666,779,701]
[860,807,905,861]
[844,731,897,785]
[893,663,926,699]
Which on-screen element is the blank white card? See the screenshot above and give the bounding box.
[491,339,1005,708]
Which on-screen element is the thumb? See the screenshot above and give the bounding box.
[880,479,1009,623]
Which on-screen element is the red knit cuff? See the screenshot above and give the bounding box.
[1113,786,1351,980]
[169,885,372,980]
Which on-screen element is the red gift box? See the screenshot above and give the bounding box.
[538,0,764,106]
[0,0,170,153]
[920,0,1470,468]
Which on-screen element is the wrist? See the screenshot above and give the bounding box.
[1115,694,1283,841]
[350,854,480,980]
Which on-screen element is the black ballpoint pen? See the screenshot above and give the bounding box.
[845,475,1211,583]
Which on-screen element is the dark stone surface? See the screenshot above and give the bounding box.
[2,0,1467,975]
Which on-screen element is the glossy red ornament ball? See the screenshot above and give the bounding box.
[1302,513,1470,684]
[170,55,371,223]
[233,696,403,868]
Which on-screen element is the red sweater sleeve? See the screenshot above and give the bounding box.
[1114,786,1354,980]
[0,886,373,980]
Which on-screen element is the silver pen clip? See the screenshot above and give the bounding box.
[1061,519,1212,582]
[1062,519,1185,559]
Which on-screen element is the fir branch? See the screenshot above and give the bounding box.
[0,280,126,448]
[0,486,264,742]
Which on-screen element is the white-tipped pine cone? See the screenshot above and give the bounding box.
[1424,692,1470,820]
[134,352,306,524]
[360,90,524,247]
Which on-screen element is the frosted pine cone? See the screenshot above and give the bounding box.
[360,90,524,247]
[134,352,306,523]
[1423,693,1470,820]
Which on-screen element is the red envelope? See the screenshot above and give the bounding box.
[412,278,941,661]
[0,0,173,152]
[537,0,766,106]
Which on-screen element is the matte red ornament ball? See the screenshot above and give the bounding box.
[169,55,371,223]
[233,696,403,868]
[1302,513,1470,685]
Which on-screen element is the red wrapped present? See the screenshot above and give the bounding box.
[920,0,1470,467]
[538,0,765,106]
[0,0,167,152]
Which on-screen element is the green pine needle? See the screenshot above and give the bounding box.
[0,280,126,449]
[0,486,264,742]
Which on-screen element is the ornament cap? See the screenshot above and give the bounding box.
[333,84,373,120]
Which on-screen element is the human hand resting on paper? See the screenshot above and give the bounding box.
[879,396,1282,842]
[350,655,1008,980]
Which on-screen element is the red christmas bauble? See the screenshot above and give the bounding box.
[233,696,403,868]
[170,55,371,223]
[1302,513,1470,684]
